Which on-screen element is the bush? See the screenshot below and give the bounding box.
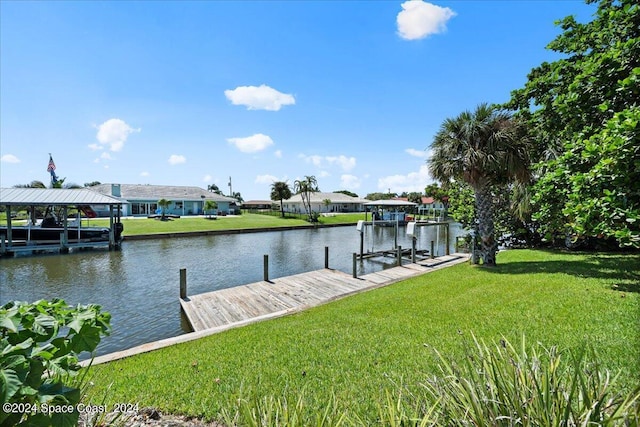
[0,299,111,427]
[416,335,640,426]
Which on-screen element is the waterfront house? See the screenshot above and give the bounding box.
[90,184,238,217]
[282,192,369,214]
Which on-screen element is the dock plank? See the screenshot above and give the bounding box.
[181,253,469,332]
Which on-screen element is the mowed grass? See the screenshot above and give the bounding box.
[82,213,365,236]
[86,249,639,423]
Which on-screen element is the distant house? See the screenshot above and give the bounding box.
[90,184,238,217]
[282,192,369,214]
[242,200,277,211]
[418,196,448,219]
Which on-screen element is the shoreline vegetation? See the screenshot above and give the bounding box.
[85,249,640,425]
[1,212,368,239]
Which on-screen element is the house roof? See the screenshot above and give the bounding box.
[364,199,417,207]
[0,188,123,206]
[91,184,237,203]
[284,192,370,204]
[243,200,275,206]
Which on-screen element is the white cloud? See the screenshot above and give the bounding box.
[397,1,456,40]
[95,118,140,152]
[319,171,330,178]
[100,152,113,160]
[224,85,295,111]
[203,174,212,182]
[227,133,274,153]
[299,154,357,172]
[168,154,186,165]
[1,154,20,163]
[140,171,150,177]
[88,143,102,151]
[405,148,429,158]
[255,174,280,184]
[377,164,433,193]
[340,174,361,189]
[274,150,282,158]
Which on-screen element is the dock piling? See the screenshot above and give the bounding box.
[430,241,435,259]
[264,254,269,282]
[352,253,357,278]
[324,246,329,269]
[411,238,416,263]
[397,245,402,266]
[180,268,187,299]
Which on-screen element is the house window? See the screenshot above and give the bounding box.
[175,202,183,209]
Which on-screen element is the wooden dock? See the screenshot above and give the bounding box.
[181,253,469,332]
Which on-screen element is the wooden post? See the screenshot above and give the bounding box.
[445,223,450,255]
[359,231,364,260]
[324,246,329,269]
[411,237,416,263]
[180,268,187,299]
[263,254,269,282]
[431,241,435,259]
[397,245,402,266]
[5,206,12,245]
[1,234,5,254]
[352,253,357,278]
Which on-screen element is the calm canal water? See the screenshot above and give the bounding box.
[0,223,463,356]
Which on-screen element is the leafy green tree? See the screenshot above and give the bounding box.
[429,103,531,265]
[270,181,292,218]
[83,181,101,187]
[294,175,319,222]
[507,0,639,247]
[13,181,46,189]
[204,200,218,218]
[323,198,332,213]
[333,190,358,198]
[365,192,396,201]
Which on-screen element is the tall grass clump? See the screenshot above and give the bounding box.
[219,384,346,427]
[415,335,640,426]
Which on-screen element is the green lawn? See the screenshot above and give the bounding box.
[79,213,366,236]
[86,249,640,424]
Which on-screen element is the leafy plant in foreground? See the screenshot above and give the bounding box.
[0,299,111,427]
[419,335,640,426]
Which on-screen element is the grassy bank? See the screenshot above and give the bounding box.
[86,249,639,424]
[81,213,365,236]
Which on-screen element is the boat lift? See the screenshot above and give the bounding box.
[356,218,450,263]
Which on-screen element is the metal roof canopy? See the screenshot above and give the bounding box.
[0,188,123,206]
[364,200,417,207]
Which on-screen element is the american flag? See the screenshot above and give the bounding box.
[47,155,56,172]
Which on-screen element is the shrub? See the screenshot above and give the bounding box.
[0,299,111,427]
[417,335,640,426]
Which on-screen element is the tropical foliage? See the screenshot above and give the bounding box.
[157,198,170,220]
[204,200,218,218]
[428,103,531,265]
[293,176,319,222]
[270,181,292,218]
[0,299,111,427]
[507,0,640,248]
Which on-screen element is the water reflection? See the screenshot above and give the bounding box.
[1,223,463,356]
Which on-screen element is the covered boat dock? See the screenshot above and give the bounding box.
[0,188,124,256]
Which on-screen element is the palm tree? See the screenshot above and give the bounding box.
[204,200,218,219]
[294,175,319,222]
[270,181,292,218]
[157,199,171,220]
[323,198,332,213]
[428,103,531,266]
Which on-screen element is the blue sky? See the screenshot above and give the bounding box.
[1,1,595,200]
